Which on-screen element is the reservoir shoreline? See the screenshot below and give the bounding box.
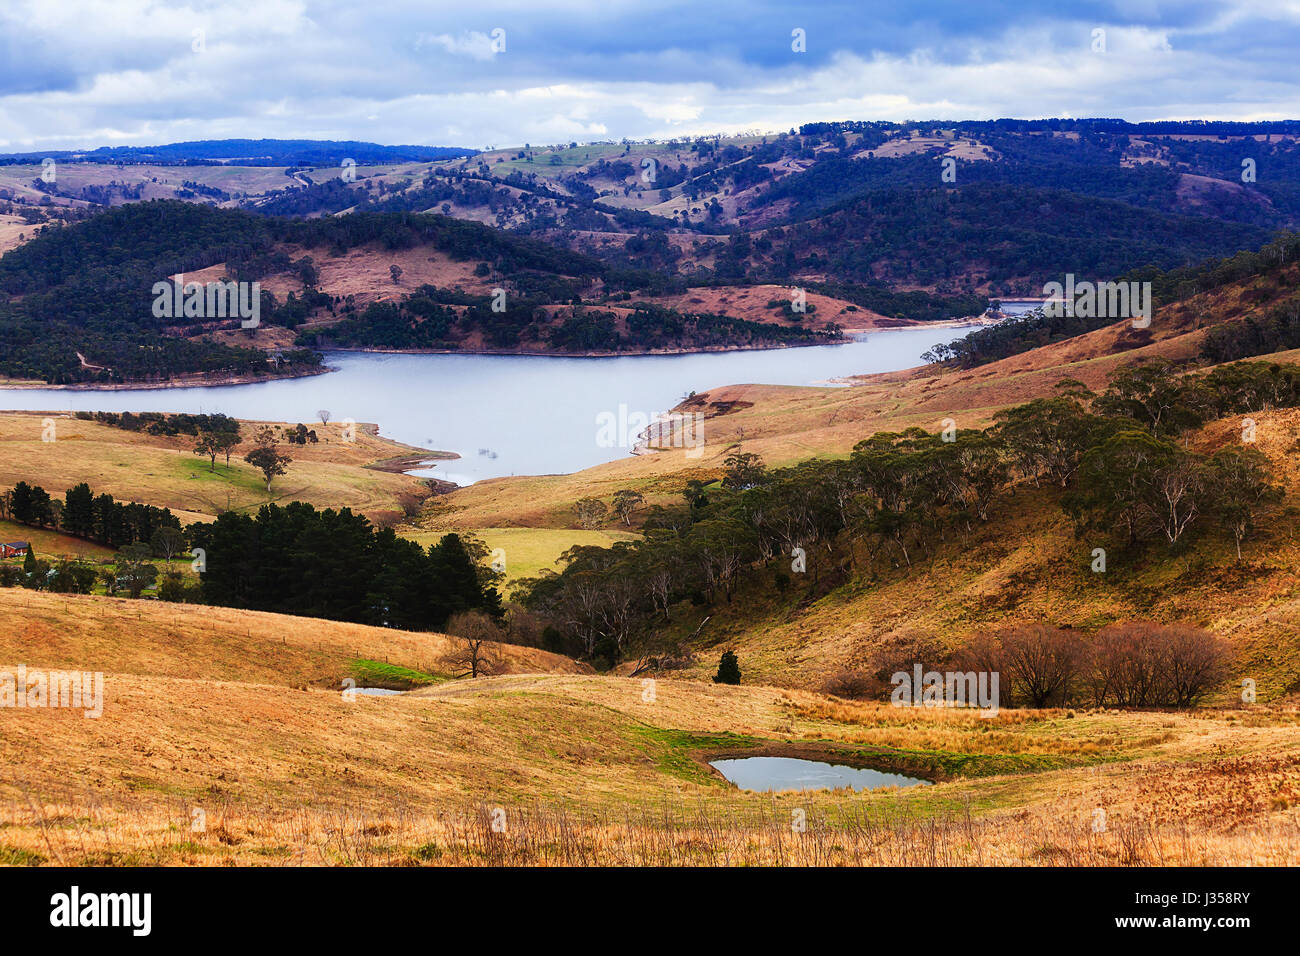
[0,316,995,391]
[0,325,982,485]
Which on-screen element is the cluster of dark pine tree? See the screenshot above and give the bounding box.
[188,503,501,630]
[4,481,180,549]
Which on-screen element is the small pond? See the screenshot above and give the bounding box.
[354,687,405,696]
[710,756,932,792]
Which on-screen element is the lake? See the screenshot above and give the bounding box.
[710,756,932,792]
[0,324,980,484]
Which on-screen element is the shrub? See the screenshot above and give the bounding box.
[713,650,741,685]
[820,669,876,700]
[1094,622,1230,708]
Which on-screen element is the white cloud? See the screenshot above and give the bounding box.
[415,31,500,62]
[0,1,1296,151]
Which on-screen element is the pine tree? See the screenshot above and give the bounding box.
[713,650,741,685]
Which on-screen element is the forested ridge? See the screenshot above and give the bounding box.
[8,116,1300,384]
[0,201,849,381]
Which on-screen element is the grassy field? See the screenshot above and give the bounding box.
[401,525,640,584]
[0,588,582,688]
[0,626,1296,865]
[0,412,438,525]
[0,519,112,561]
[2,256,1300,866]
[0,163,299,208]
[0,586,1295,868]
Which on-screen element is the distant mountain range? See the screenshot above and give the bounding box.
[0,139,476,167]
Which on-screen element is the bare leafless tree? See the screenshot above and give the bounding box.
[1096,622,1230,708]
[998,624,1085,708]
[442,610,502,678]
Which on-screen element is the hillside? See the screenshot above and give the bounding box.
[658,407,1300,691]
[0,587,581,688]
[0,411,440,526]
[6,130,1300,872]
[413,245,1300,694]
[1,645,1296,864]
[0,202,850,384]
[7,122,1296,388]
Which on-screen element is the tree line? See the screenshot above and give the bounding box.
[1,491,505,633]
[520,358,1295,667]
[929,232,1300,369]
[73,410,240,437]
[189,503,501,630]
[302,292,840,353]
[3,481,181,550]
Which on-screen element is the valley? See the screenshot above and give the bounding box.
[3,125,1300,872]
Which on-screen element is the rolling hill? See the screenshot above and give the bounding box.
[1,586,1296,865]
[414,234,1300,696]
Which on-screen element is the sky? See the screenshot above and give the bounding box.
[1,0,1298,151]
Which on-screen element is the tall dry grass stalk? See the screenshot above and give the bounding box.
[3,783,1297,867]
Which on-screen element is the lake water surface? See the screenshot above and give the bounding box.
[710,756,931,792]
[2,324,980,484]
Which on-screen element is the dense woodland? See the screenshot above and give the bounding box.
[302,292,841,352]
[190,505,501,629]
[0,202,613,381]
[0,201,855,380]
[740,183,1267,290]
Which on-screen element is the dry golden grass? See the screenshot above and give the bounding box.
[0,214,31,256]
[1,559,1295,867]
[1,668,1296,866]
[0,519,112,561]
[0,588,583,688]
[256,241,496,310]
[0,163,296,207]
[0,411,436,524]
[631,284,907,330]
[6,792,1299,866]
[416,452,731,529]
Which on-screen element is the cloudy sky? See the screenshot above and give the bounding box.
[1,0,1298,151]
